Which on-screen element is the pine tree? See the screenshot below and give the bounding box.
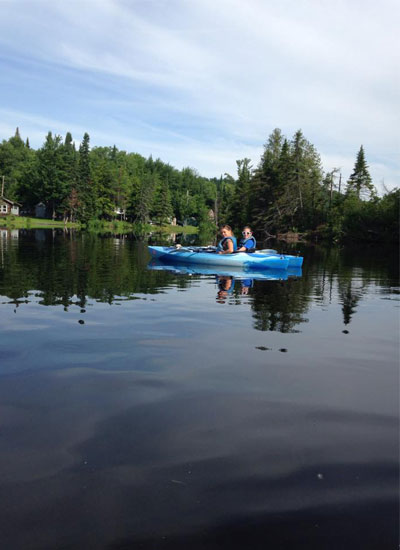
[36,132,70,218]
[151,178,173,224]
[77,132,96,221]
[0,131,33,200]
[249,129,283,233]
[229,158,253,229]
[250,129,324,233]
[347,146,375,199]
[62,132,78,221]
[134,172,157,223]
[90,147,116,219]
[272,130,323,231]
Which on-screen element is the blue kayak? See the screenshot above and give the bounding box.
[148,246,290,270]
[258,249,303,267]
[147,259,302,280]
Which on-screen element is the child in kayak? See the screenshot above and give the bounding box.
[216,276,235,302]
[217,225,237,254]
[237,226,256,252]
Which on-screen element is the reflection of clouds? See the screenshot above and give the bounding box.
[1,323,52,331]
[0,237,398,546]
[0,372,396,547]
[0,370,173,484]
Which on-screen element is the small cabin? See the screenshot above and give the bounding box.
[114,207,126,220]
[35,202,47,218]
[0,197,22,217]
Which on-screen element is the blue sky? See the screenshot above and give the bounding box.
[0,0,398,191]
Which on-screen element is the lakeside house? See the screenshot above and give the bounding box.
[35,202,46,218]
[0,197,22,217]
[114,207,126,221]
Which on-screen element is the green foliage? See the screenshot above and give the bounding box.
[0,128,36,201]
[249,129,324,234]
[2,127,396,244]
[151,178,173,224]
[340,188,399,242]
[346,145,376,200]
[133,172,158,223]
[227,158,253,230]
[36,132,71,218]
[62,132,78,221]
[77,133,96,222]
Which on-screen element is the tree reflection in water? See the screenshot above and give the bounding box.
[0,230,398,335]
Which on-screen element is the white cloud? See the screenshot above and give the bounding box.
[0,0,398,189]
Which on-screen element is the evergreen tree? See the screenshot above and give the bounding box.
[151,178,173,224]
[133,172,157,223]
[77,133,95,221]
[1,123,395,244]
[274,130,323,231]
[301,140,324,227]
[267,137,294,231]
[36,132,70,218]
[249,129,283,232]
[248,129,325,234]
[0,129,34,200]
[90,147,116,219]
[62,132,78,221]
[229,158,253,229]
[347,145,375,199]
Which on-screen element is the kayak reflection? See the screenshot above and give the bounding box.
[147,259,302,304]
[147,259,302,281]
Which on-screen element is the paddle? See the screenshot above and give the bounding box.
[170,245,217,254]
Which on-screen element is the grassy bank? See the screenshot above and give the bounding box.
[83,219,198,234]
[0,215,80,229]
[0,215,199,234]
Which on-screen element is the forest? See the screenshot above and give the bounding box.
[0,127,398,242]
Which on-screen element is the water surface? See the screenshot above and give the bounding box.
[0,230,398,549]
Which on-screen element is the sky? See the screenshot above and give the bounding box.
[0,0,399,191]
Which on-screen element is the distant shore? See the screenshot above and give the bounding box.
[0,216,198,234]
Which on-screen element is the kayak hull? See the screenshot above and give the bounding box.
[283,255,303,267]
[258,249,303,267]
[148,246,290,270]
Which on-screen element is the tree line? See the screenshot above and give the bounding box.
[0,127,398,242]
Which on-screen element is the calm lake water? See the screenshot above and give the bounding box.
[0,229,398,549]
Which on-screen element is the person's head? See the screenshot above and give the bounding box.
[218,276,232,291]
[220,225,233,237]
[242,226,253,238]
[216,276,233,303]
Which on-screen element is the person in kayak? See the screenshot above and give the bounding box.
[240,278,253,295]
[216,275,235,302]
[217,225,237,254]
[236,226,256,252]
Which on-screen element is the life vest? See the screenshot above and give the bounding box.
[238,236,256,253]
[217,276,235,294]
[217,236,237,252]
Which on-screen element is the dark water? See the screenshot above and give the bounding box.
[0,229,398,550]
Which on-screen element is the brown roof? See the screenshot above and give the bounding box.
[0,196,22,207]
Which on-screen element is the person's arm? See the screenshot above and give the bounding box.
[219,239,234,254]
[237,240,252,252]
